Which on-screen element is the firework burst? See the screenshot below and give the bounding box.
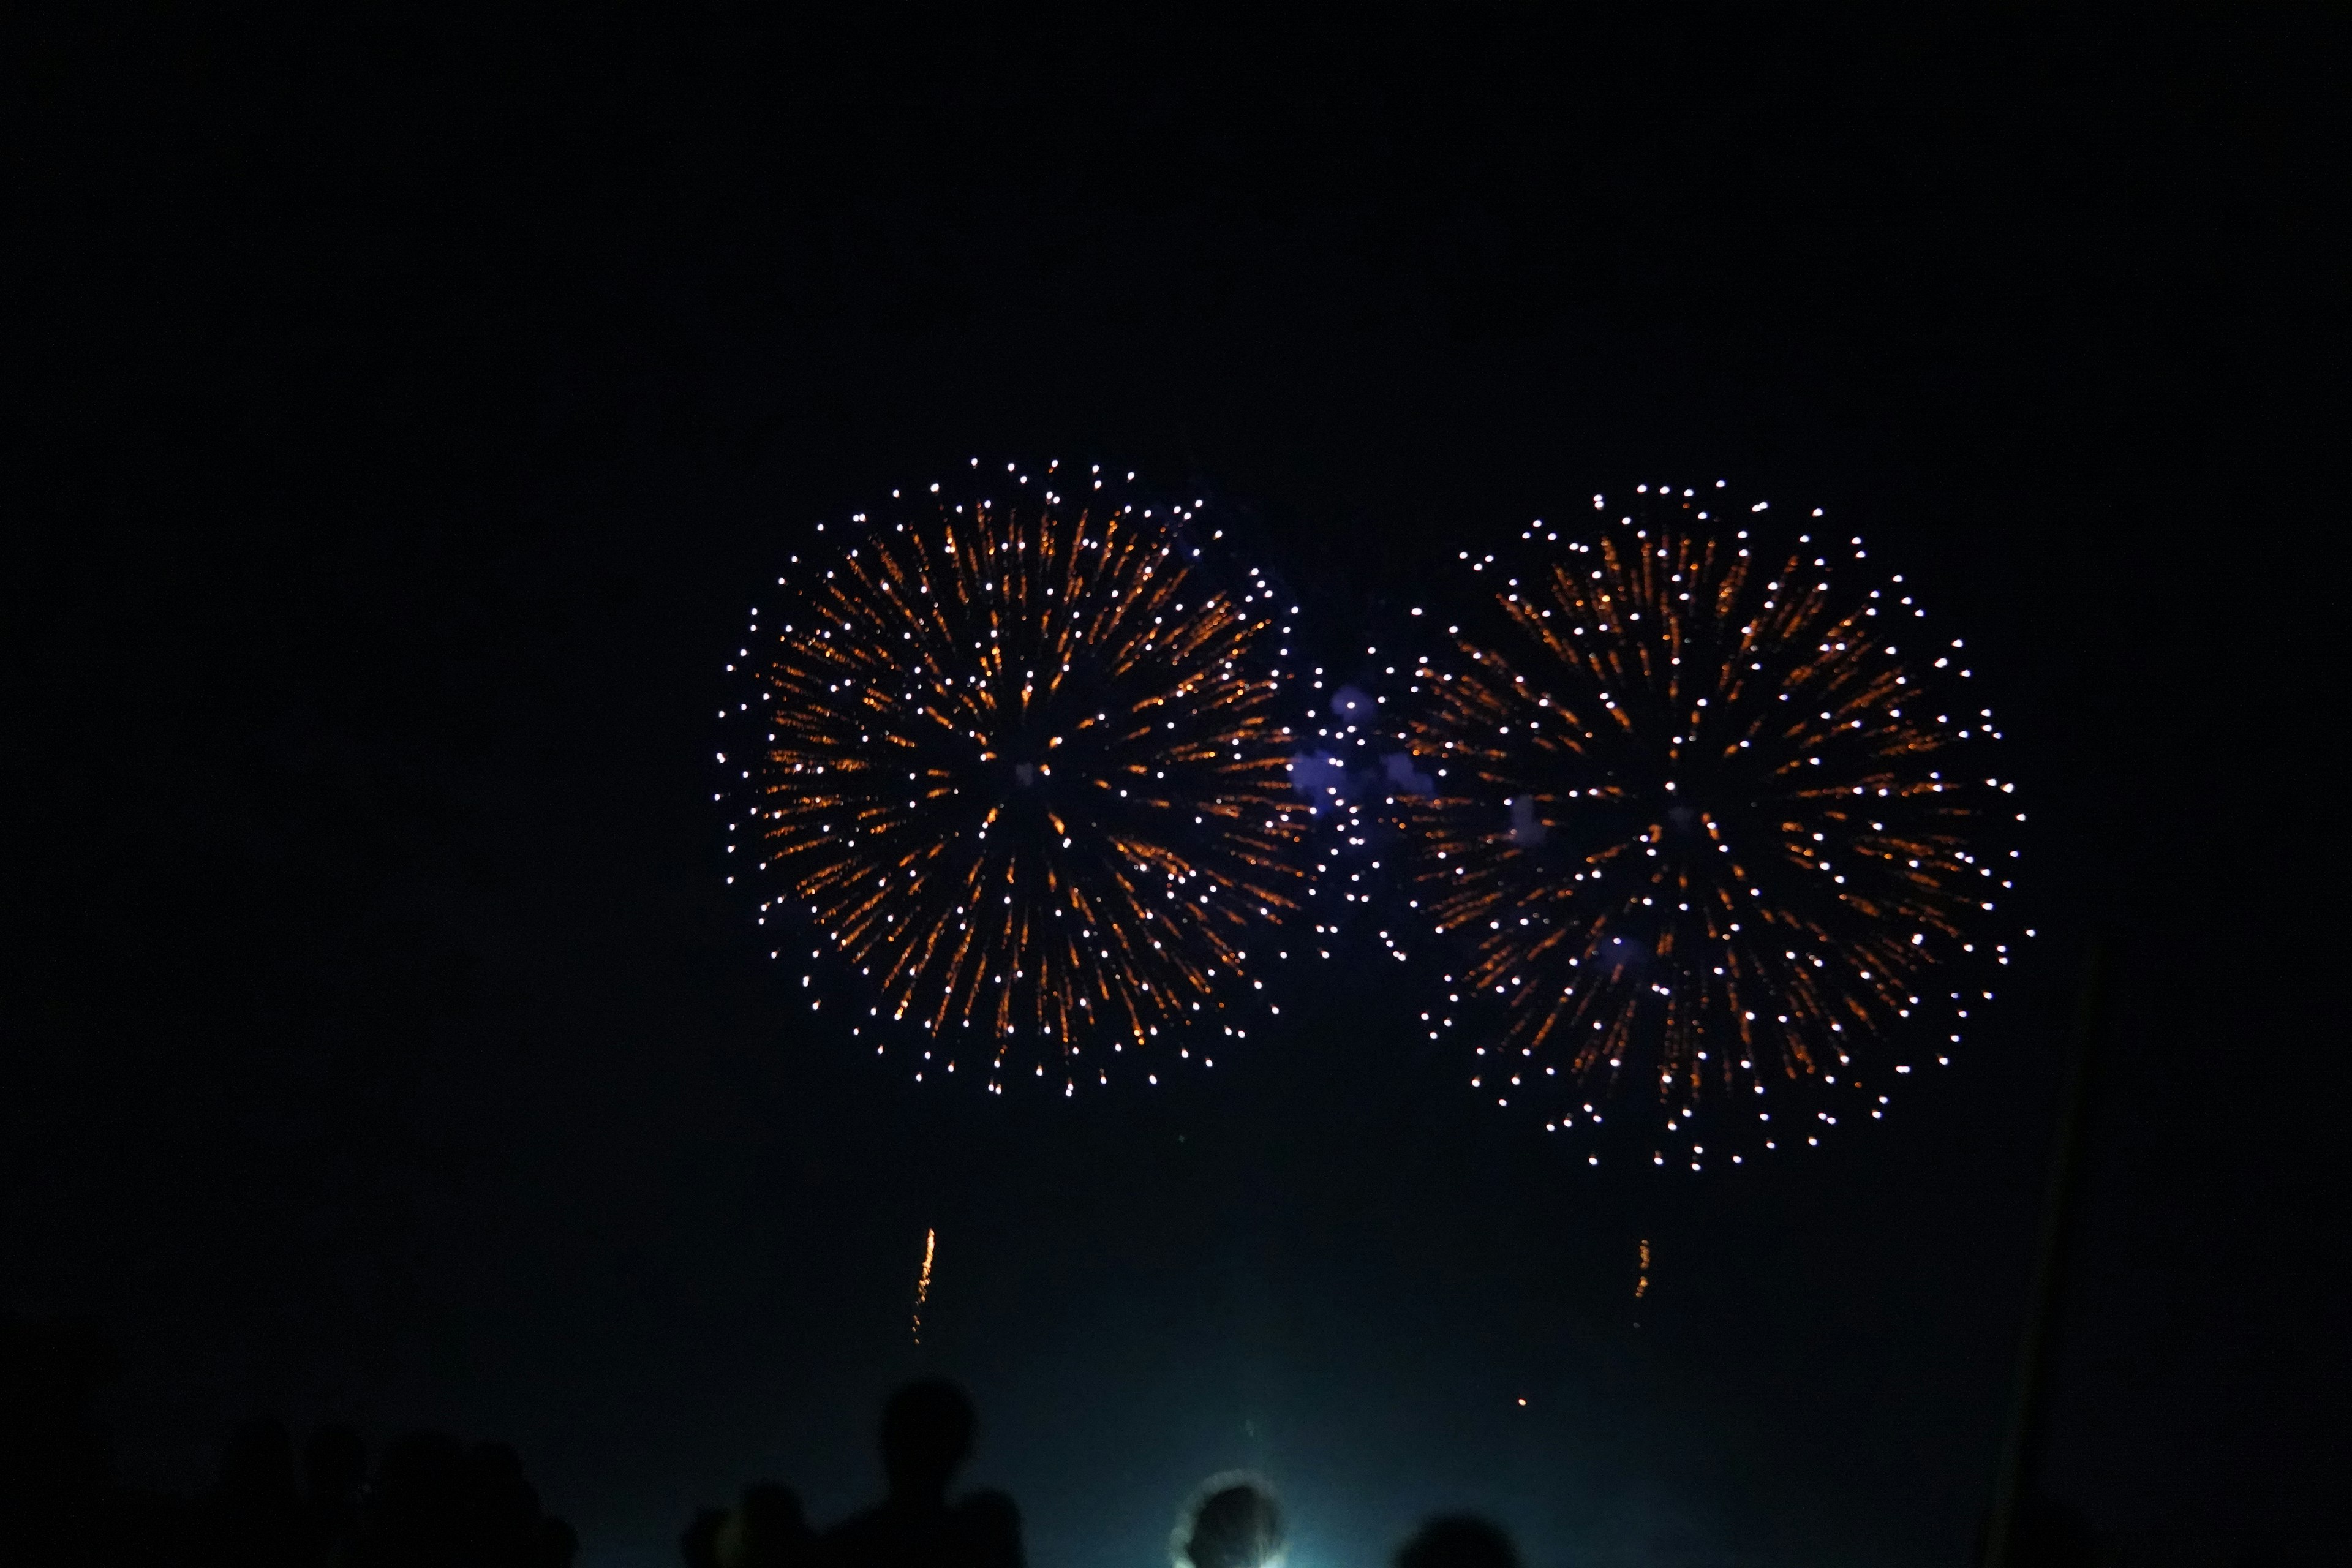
[1389,482,2024,1167]
[718,461,1308,1093]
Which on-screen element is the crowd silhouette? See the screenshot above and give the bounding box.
[681,1381,1020,1568]
[3,1309,1533,1568]
[4,1311,579,1568]
[674,1387,1527,1568]
[10,1310,2122,1567]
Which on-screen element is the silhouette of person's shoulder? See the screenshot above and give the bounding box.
[953,1488,1021,1568]
[720,1482,815,1568]
[1395,1515,1518,1568]
[819,1498,941,1568]
[818,1490,1017,1568]
[820,1379,1017,1568]
[684,1506,728,1568]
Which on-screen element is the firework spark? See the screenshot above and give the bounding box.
[1389,482,2024,1167]
[720,461,1308,1093]
[1285,660,1422,968]
[912,1227,935,1344]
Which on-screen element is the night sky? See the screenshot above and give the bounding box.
[9,15,2344,1567]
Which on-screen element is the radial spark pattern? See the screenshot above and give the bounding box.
[718,461,1307,1093]
[1390,483,2023,1166]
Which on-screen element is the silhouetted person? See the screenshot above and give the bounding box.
[1978,1493,2098,1568]
[718,1481,815,1568]
[463,1441,546,1565]
[199,1415,308,1568]
[684,1506,729,1568]
[304,1423,368,1560]
[1395,1516,1519,1568]
[539,1514,581,1568]
[342,1428,575,1567]
[1,1313,127,1567]
[1175,1480,1283,1568]
[952,1490,1022,1568]
[355,1431,470,1567]
[821,1379,1020,1568]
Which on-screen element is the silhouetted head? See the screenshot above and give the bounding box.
[218,1415,298,1502]
[879,1379,976,1504]
[1395,1516,1518,1568]
[682,1506,728,1568]
[1177,1479,1284,1568]
[1,1312,116,1433]
[540,1515,581,1568]
[717,1482,811,1568]
[374,1431,469,1552]
[304,1424,367,1506]
[462,1440,543,1556]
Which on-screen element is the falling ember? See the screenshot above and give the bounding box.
[911,1227,936,1344]
[722,462,1310,1091]
[1634,1237,1651,1300]
[1394,483,2022,1163]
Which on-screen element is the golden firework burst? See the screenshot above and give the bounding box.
[721,461,1308,1093]
[1389,482,2024,1166]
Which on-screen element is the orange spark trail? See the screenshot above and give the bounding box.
[912,1227,935,1344]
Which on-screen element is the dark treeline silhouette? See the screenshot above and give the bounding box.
[2,1312,576,1568]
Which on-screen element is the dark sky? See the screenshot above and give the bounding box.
[8,13,2343,1567]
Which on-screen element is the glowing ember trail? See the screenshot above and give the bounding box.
[912,1227,935,1344]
